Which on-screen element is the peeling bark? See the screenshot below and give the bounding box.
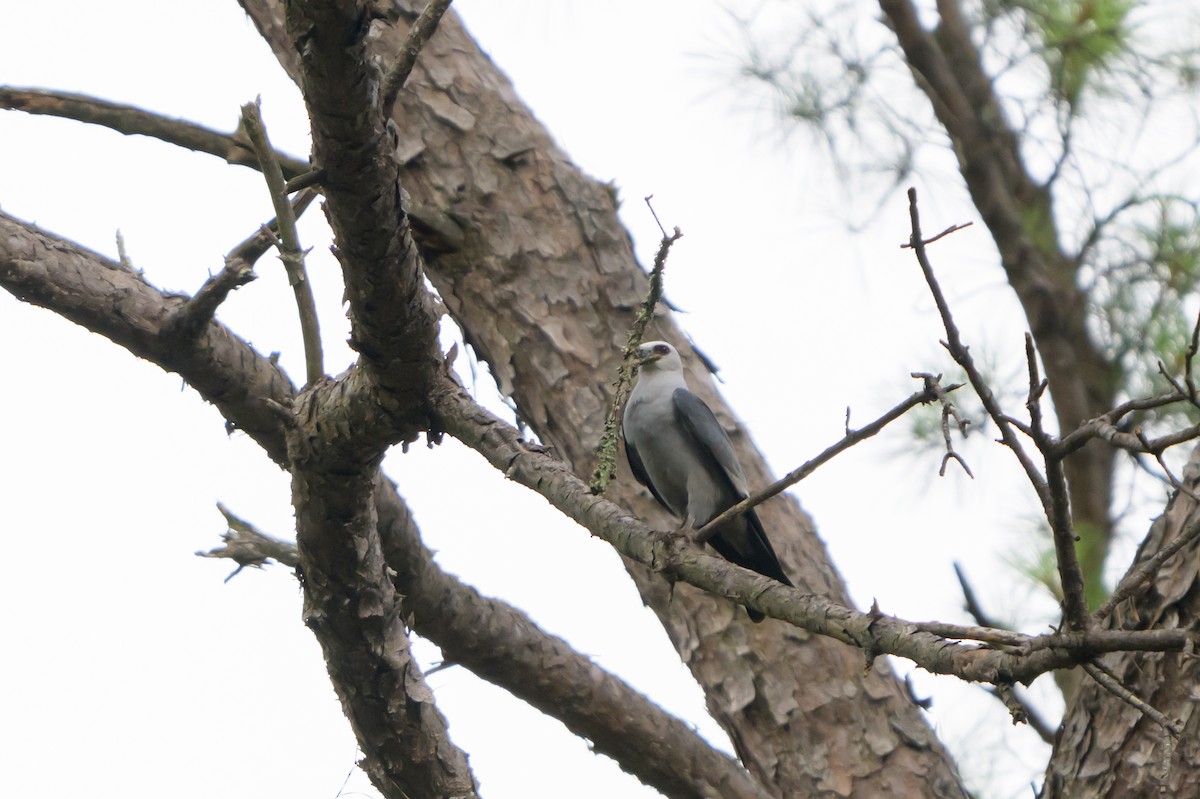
[6,1,1200,794]
[1044,446,1200,798]
[373,11,965,797]
[374,476,773,799]
[288,392,479,799]
[0,209,761,798]
[242,2,967,792]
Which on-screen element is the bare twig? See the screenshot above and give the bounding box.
[900,220,974,248]
[953,562,1059,743]
[903,189,1050,505]
[381,0,455,116]
[992,683,1058,744]
[1023,628,1196,655]
[1023,334,1049,440]
[1137,430,1200,502]
[1023,334,1092,630]
[1186,308,1200,401]
[909,621,1029,647]
[695,377,951,540]
[196,502,300,581]
[240,99,324,386]
[1158,360,1190,401]
[954,562,998,629]
[196,482,775,799]
[645,194,669,238]
[196,485,1199,677]
[1056,391,1196,458]
[590,209,683,493]
[913,371,973,477]
[1095,514,1200,622]
[0,86,309,176]
[167,189,318,338]
[1047,446,1089,629]
[1082,660,1183,738]
[1133,423,1200,456]
[284,168,325,194]
[905,188,1091,630]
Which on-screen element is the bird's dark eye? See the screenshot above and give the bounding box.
[654,344,670,355]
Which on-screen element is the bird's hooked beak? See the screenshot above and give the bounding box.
[635,347,663,366]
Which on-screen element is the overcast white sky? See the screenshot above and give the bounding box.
[8,1,1177,797]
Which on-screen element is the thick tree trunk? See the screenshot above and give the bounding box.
[241,2,966,795]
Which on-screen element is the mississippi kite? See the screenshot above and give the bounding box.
[623,341,791,621]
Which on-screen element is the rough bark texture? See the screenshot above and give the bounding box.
[374,475,773,799]
[257,4,483,794]
[8,1,1200,794]
[0,212,296,455]
[1044,445,1200,797]
[0,210,765,798]
[13,204,1200,796]
[240,1,968,795]
[1,203,476,797]
[289,385,479,799]
[286,0,445,435]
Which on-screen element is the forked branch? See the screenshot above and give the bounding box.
[240,100,324,386]
[166,189,318,338]
[904,187,1092,629]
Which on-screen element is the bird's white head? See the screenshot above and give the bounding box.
[636,341,684,373]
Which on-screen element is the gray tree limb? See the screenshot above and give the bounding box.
[0,209,767,799]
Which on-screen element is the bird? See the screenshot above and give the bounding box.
[622,340,792,621]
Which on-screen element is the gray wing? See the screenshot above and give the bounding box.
[671,388,748,496]
[673,387,792,602]
[623,429,671,511]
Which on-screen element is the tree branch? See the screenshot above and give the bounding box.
[430,378,1200,685]
[2,204,475,797]
[233,3,968,792]
[12,202,1200,790]
[882,0,1119,620]
[381,0,455,116]
[916,371,973,478]
[904,188,1091,628]
[1055,392,1192,458]
[203,484,774,799]
[169,188,318,338]
[0,210,297,456]
[0,137,762,799]
[197,502,300,581]
[695,375,950,541]
[991,683,1058,745]
[240,100,324,385]
[903,189,1051,501]
[1082,660,1182,738]
[286,0,442,446]
[0,85,310,176]
[1096,503,1200,621]
[288,384,480,798]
